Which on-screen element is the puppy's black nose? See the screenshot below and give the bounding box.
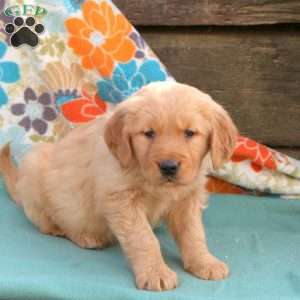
[159,160,179,177]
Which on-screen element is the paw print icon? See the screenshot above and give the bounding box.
[5,16,44,48]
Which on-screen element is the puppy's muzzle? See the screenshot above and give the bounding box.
[158,160,180,178]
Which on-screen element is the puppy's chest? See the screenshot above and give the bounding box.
[143,192,179,227]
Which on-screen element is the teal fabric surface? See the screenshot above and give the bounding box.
[0,180,300,300]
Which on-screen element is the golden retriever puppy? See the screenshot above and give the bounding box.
[0,82,237,291]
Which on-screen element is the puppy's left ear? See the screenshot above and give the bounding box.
[104,106,133,169]
[210,105,238,170]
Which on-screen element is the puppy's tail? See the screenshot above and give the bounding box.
[0,144,20,204]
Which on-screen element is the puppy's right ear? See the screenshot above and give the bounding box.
[104,107,133,169]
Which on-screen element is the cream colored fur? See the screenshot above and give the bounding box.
[0,82,237,291]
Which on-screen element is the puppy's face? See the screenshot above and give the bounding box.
[105,82,237,186]
[128,102,210,186]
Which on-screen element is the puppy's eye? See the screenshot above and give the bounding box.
[144,129,156,139]
[184,129,195,138]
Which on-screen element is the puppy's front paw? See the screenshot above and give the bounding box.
[136,263,178,291]
[186,256,229,280]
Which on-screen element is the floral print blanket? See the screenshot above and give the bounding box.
[0,0,299,198]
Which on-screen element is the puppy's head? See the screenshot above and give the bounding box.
[104,82,237,186]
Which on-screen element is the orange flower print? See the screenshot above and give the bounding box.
[206,177,245,195]
[65,1,136,77]
[61,90,107,123]
[231,136,277,172]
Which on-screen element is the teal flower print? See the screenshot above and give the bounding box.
[0,41,20,106]
[63,0,84,12]
[97,60,167,103]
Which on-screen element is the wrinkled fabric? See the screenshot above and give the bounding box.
[0,180,299,300]
[0,0,299,198]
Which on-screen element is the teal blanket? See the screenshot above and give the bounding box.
[0,181,300,300]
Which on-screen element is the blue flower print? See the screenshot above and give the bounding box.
[0,126,31,165]
[63,0,84,12]
[97,60,167,103]
[0,41,20,107]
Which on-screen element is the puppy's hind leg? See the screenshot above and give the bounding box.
[23,201,64,237]
[67,230,114,249]
[46,196,115,249]
[38,217,64,237]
